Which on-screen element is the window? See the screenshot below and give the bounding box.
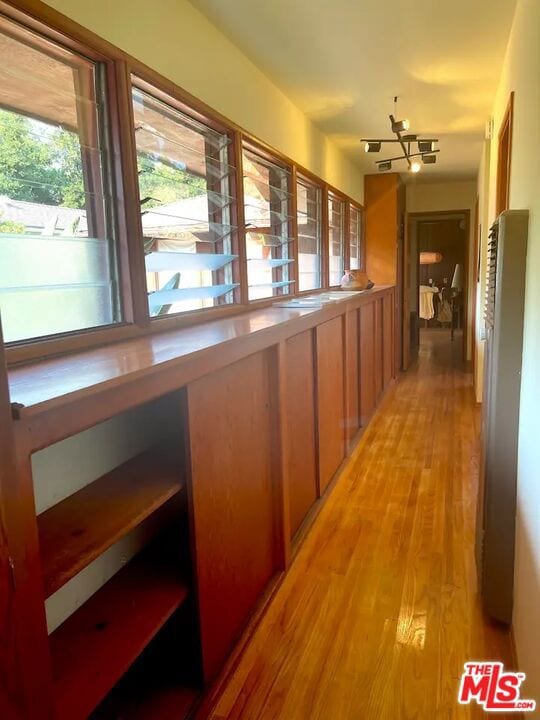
[0,17,119,343]
[297,177,322,291]
[242,149,294,300]
[349,205,362,270]
[132,82,238,317]
[328,193,345,285]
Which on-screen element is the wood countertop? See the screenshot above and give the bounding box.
[8,286,393,449]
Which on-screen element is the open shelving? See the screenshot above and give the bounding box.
[51,547,189,719]
[38,442,184,598]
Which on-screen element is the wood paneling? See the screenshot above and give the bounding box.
[364,173,400,286]
[374,299,384,400]
[208,330,516,720]
[383,293,393,390]
[359,302,375,426]
[283,331,318,538]
[345,311,360,443]
[0,318,53,719]
[187,351,277,681]
[315,317,345,494]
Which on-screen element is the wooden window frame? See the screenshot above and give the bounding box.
[129,73,243,318]
[349,202,365,272]
[295,173,324,295]
[327,191,348,288]
[496,91,514,217]
[241,139,295,305]
[1,0,364,367]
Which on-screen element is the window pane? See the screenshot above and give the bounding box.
[243,150,293,301]
[328,194,345,285]
[297,177,321,291]
[0,18,119,343]
[350,205,362,270]
[132,84,238,316]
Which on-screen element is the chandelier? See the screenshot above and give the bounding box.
[361,97,439,173]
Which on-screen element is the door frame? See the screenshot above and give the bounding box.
[406,209,471,363]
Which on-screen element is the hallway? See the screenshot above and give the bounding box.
[209,331,514,719]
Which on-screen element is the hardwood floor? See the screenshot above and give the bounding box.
[208,329,515,720]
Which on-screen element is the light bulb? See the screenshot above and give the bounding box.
[410,162,421,173]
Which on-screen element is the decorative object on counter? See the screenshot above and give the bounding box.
[340,270,374,291]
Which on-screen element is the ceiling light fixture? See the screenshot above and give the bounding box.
[362,97,440,173]
[392,118,410,133]
[365,141,381,152]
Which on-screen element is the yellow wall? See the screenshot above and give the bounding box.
[477,0,540,701]
[44,0,364,203]
[406,180,477,361]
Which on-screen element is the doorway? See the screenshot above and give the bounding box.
[406,210,470,363]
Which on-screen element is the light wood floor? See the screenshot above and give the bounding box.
[209,330,514,720]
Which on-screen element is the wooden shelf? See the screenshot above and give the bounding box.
[51,549,188,720]
[38,443,183,598]
[93,681,199,720]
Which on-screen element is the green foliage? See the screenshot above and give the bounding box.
[137,154,206,208]
[0,109,85,209]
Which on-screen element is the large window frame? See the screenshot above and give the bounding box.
[1,1,364,366]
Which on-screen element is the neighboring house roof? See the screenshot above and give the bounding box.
[0,195,87,235]
[0,192,269,238]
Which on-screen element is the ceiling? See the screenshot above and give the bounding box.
[189,0,517,182]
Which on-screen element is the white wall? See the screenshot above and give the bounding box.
[406,180,477,361]
[477,0,540,701]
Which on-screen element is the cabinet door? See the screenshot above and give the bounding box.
[374,299,384,400]
[284,331,317,538]
[345,311,360,443]
[187,350,277,681]
[316,317,345,494]
[359,301,376,426]
[383,293,394,389]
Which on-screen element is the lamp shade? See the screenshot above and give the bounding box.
[451,263,463,290]
[419,251,443,265]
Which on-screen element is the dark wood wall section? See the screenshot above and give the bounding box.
[383,293,394,390]
[316,317,346,494]
[345,311,360,445]
[374,299,384,401]
[359,302,376,426]
[283,331,318,538]
[1,286,395,718]
[187,351,277,682]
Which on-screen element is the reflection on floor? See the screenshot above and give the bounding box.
[209,329,514,720]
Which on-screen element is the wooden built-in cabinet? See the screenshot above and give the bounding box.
[316,317,346,494]
[364,173,405,371]
[187,351,278,682]
[1,286,396,719]
[283,331,318,538]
